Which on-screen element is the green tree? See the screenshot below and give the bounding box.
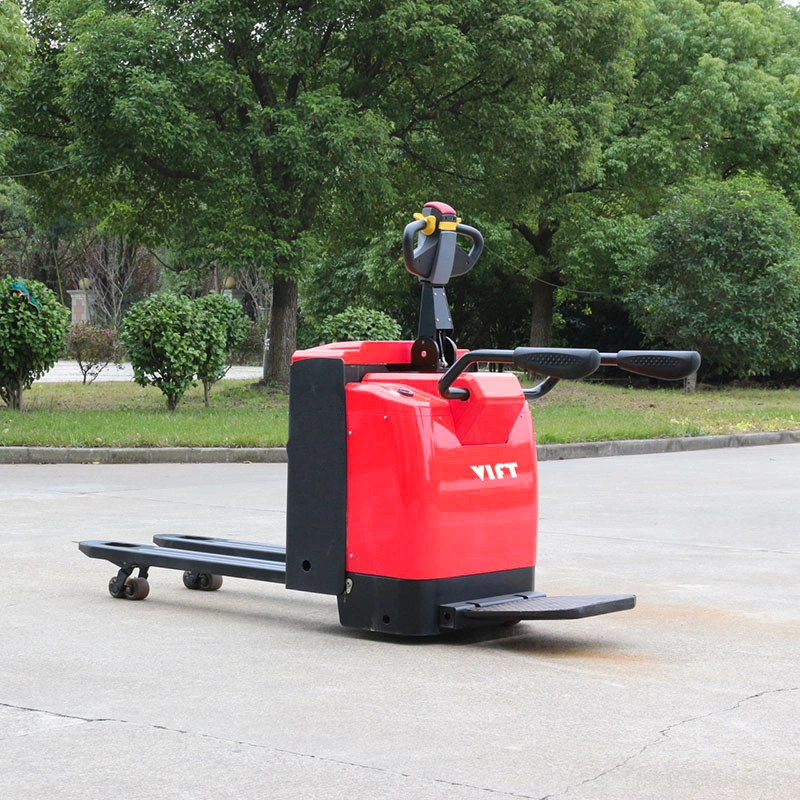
[5,0,646,383]
[0,275,69,410]
[0,2,32,87]
[194,293,249,406]
[120,293,205,411]
[500,0,800,347]
[0,1,33,159]
[0,3,34,217]
[625,175,800,382]
[0,181,34,274]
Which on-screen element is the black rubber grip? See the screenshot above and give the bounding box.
[615,350,701,380]
[513,347,601,380]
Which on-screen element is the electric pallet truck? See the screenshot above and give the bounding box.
[79,202,700,636]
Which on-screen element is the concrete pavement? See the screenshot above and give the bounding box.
[37,360,265,383]
[1,446,798,799]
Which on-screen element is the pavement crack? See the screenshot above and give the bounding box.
[539,687,799,800]
[271,747,544,798]
[0,701,539,798]
[1,701,103,725]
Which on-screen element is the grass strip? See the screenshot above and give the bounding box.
[0,379,798,448]
[532,382,800,443]
[1,381,288,448]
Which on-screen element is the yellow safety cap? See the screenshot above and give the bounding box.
[413,213,438,236]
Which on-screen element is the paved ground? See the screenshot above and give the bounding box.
[1,446,798,799]
[37,360,264,383]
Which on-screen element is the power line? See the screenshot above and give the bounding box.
[0,161,78,179]
[484,244,608,298]
[531,272,607,296]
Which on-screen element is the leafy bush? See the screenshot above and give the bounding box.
[316,306,401,344]
[625,175,800,381]
[231,317,267,366]
[0,276,69,410]
[193,293,250,406]
[120,293,205,411]
[65,323,125,384]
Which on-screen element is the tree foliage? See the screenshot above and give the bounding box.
[6,0,800,376]
[4,0,649,382]
[0,2,32,85]
[315,306,401,346]
[0,1,33,150]
[503,0,800,347]
[626,175,800,378]
[0,275,69,409]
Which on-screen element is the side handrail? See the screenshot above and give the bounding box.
[439,348,601,400]
[437,348,702,401]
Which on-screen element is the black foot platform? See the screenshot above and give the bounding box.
[439,593,636,630]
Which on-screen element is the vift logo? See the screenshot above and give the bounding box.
[470,463,519,481]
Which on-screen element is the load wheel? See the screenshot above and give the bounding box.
[123,577,150,600]
[109,575,150,600]
[183,571,223,591]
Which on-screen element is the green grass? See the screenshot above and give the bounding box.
[1,378,799,448]
[531,382,800,444]
[0,381,288,447]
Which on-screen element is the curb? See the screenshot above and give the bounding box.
[1,430,800,465]
[536,429,800,461]
[0,446,287,465]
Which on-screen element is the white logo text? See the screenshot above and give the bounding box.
[470,462,519,481]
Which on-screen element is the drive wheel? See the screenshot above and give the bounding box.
[123,577,150,600]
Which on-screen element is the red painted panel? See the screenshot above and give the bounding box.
[292,340,415,365]
[345,374,538,580]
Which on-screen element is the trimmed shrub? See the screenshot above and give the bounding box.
[316,306,401,344]
[65,323,125,384]
[0,276,69,410]
[120,293,204,411]
[194,293,250,406]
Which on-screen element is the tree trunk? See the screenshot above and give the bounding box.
[8,377,24,411]
[264,275,298,388]
[512,221,561,349]
[529,278,557,347]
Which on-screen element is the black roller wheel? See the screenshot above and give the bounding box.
[183,570,201,590]
[198,572,223,591]
[123,577,150,600]
[108,576,126,599]
[183,571,223,591]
